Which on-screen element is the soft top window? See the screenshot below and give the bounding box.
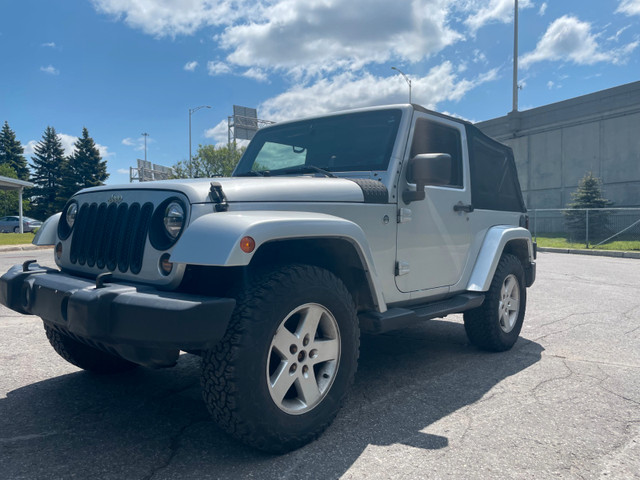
[466,125,526,213]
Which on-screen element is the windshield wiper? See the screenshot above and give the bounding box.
[235,170,269,177]
[267,165,337,178]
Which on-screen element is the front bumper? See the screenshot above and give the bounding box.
[0,263,236,364]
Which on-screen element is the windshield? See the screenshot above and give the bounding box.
[233,109,402,176]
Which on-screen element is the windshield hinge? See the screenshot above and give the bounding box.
[395,261,410,276]
[209,182,229,212]
[397,208,412,224]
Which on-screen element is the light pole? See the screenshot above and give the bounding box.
[391,66,412,104]
[141,132,149,162]
[189,105,211,162]
[512,0,519,112]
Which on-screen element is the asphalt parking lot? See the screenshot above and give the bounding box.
[0,250,638,479]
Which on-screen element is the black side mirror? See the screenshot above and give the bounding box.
[403,153,452,204]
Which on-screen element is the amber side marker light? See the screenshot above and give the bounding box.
[240,236,256,253]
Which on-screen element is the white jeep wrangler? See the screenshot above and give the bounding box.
[0,104,535,452]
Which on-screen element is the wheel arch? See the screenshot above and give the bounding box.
[171,211,387,312]
[249,237,380,312]
[466,226,535,292]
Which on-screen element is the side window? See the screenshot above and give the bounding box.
[469,136,523,212]
[410,118,463,188]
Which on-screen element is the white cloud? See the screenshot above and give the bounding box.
[40,65,59,75]
[207,60,231,76]
[547,80,554,89]
[25,134,112,158]
[259,62,499,122]
[24,140,38,156]
[92,1,463,78]
[204,120,228,143]
[41,42,56,47]
[242,67,268,82]
[538,2,547,16]
[121,136,151,151]
[464,0,532,33]
[220,0,462,77]
[116,168,130,175]
[183,60,198,71]
[617,0,640,16]
[520,15,639,69]
[91,0,253,37]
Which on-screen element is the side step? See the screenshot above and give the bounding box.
[358,293,485,334]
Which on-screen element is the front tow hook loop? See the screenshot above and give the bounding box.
[23,259,37,272]
[96,272,113,289]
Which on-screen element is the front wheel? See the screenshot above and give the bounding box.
[44,324,138,374]
[463,254,527,352]
[201,264,359,453]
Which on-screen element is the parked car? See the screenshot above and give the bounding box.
[0,216,43,233]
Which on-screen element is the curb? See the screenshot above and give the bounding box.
[538,247,640,259]
[0,244,53,253]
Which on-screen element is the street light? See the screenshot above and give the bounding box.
[189,105,211,162]
[141,132,149,162]
[391,67,412,104]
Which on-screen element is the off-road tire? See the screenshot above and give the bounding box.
[201,264,359,453]
[44,323,138,374]
[463,254,526,352]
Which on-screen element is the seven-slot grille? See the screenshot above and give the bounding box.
[69,201,154,274]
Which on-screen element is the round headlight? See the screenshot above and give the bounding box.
[66,202,78,228]
[163,202,185,238]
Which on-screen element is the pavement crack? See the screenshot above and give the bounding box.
[140,419,203,480]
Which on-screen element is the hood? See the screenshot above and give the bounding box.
[78,176,376,204]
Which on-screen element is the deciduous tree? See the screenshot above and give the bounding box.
[172,143,245,178]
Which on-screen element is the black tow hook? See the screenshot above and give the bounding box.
[95,272,113,289]
[22,259,38,272]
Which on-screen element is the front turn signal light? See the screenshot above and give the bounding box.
[240,236,256,253]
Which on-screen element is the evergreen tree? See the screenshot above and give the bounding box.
[0,121,29,180]
[564,172,613,245]
[171,143,245,178]
[30,126,67,219]
[59,127,108,201]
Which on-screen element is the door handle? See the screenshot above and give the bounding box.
[453,203,474,213]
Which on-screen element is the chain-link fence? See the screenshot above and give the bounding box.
[528,208,640,248]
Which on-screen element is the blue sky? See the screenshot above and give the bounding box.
[1,0,639,185]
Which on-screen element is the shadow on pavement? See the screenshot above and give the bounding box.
[0,318,543,479]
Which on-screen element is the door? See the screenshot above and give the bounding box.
[395,115,474,293]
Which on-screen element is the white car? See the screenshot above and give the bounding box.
[0,216,42,233]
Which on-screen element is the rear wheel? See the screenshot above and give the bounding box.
[201,264,359,453]
[463,254,526,352]
[44,324,138,374]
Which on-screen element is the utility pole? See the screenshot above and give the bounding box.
[512,0,519,112]
[141,132,149,162]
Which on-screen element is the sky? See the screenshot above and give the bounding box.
[1,0,639,185]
